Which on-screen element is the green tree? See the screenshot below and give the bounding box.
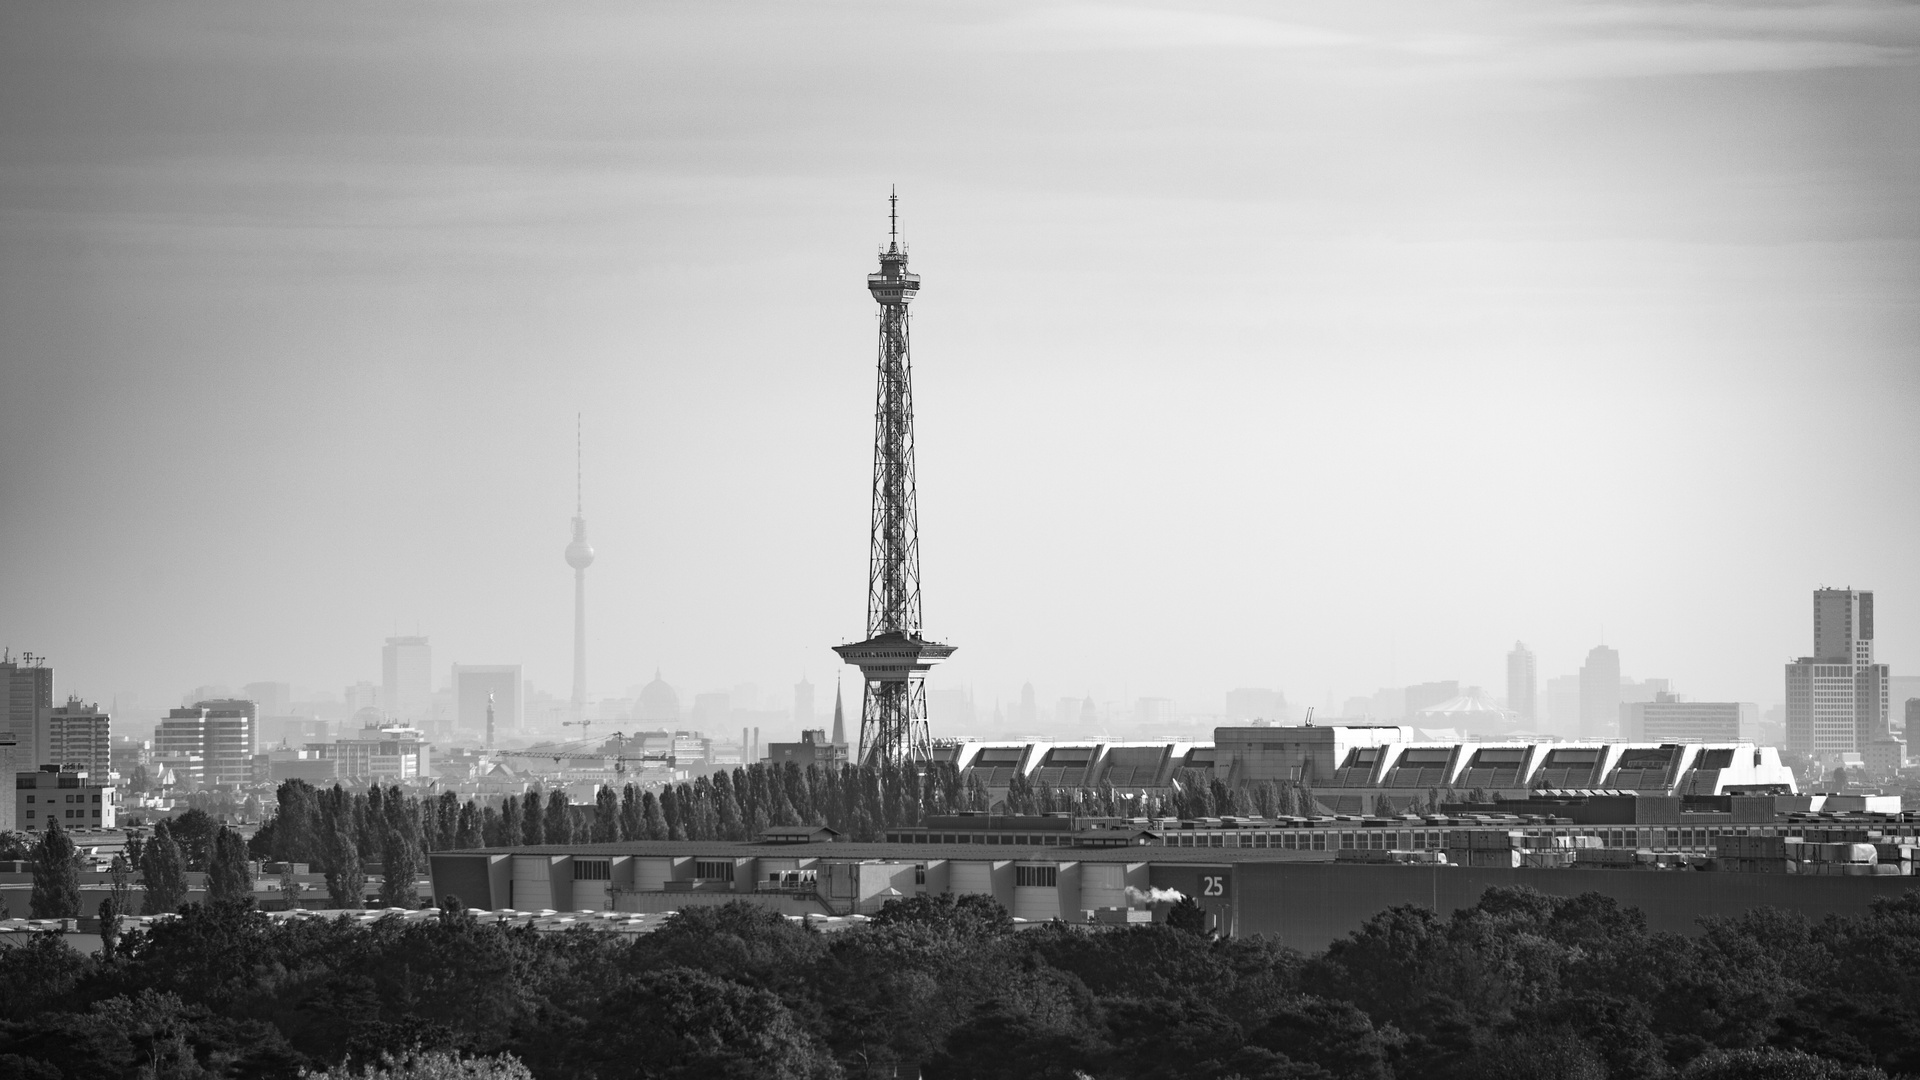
[324,822,366,909]
[617,784,642,841]
[641,790,668,840]
[139,821,190,914]
[298,1049,536,1079]
[29,820,81,918]
[523,967,842,1079]
[169,807,217,870]
[97,895,122,957]
[592,785,618,842]
[870,893,1014,937]
[454,801,481,849]
[1682,1048,1889,1080]
[273,779,321,864]
[107,852,137,916]
[1165,895,1208,936]
[543,789,572,844]
[497,795,521,845]
[520,791,544,845]
[380,830,422,908]
[206,825,254,905]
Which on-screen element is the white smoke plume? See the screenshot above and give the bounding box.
[1125,886,1185,905]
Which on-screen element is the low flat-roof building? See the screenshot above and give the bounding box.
[16,764,114,832]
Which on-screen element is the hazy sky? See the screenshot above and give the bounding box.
[2,0,1916,723]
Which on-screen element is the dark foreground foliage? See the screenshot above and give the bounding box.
[3,887,1920,1079]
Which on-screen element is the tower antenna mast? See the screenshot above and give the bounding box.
[833,191,955,767]
[565,413,595,724]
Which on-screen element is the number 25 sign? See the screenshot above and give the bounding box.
[1200,875,1226,897]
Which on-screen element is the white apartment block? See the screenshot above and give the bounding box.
[1622,695,1757,743]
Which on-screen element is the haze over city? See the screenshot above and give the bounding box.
[2,0,1916,729]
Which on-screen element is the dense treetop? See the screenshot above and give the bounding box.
[2,883,1920,1079]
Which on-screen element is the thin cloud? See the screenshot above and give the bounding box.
[969,5,1360,52]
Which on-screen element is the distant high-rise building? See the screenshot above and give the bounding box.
[155,700,257,788]
[1546,674,1581,736]
[1054,697,1079,729]
[1225,688,1287,723]
[794,678,816,729]
[382,636,432,724]
[1506,643,1537,725]
[1786,587,1890,760]
[453,665,522,736]
[1079,696,1099,728]
[1579,646,1621,739]
[0,734,20,830]
[1403,682,1458,723]
[1,653,54,766]
[1623,693,1759,742]
[243,682,291,717]
[44,697,111,779]
[1019,682,1038,728]
[1133,697,1175,727]
[343,681,380,714]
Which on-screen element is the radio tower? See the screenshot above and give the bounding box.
[833,190,955,767]
[565,414,594,724]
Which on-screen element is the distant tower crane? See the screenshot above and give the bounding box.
[833,190,956,767]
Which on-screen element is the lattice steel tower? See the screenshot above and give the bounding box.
[833,191,955,766]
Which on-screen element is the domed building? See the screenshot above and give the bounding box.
[635,671,681,726]
[1414,686,1523,739]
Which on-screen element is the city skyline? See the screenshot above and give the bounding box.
[2,1,1916,722]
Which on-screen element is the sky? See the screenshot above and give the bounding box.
[1,0,1916,727]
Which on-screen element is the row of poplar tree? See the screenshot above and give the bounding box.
[255,761,1345,890]
[65,761,1378,916]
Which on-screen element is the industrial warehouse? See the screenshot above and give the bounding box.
[429,787,1920,952]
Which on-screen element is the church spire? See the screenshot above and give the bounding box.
[830,680,846,747]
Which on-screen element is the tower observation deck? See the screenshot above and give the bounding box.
[833,191,955,767]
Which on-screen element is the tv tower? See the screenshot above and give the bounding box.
[564,414,594,724]
[833,190,955,767]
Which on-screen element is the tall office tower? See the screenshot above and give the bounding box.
[1546,674,1581,736]
[1786,587,1890,759]
[1226,688,1288,723]
[1019,682,1038,728]
[453,665,522,736]
[243,682,291,717]
[155,700,257,788]
[382,636,432,723]
[1579,646,1622,739]
[833,192,955,766]
[793,677,816,729]
[1506,642,1537,725]
[565,415,595,723]
[44,697,111,778]
[1,652,54,766]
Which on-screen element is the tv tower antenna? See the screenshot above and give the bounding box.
[833,190,954,767]
[565,414,594,724]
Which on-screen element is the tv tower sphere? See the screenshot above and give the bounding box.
[566,523,595,569]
